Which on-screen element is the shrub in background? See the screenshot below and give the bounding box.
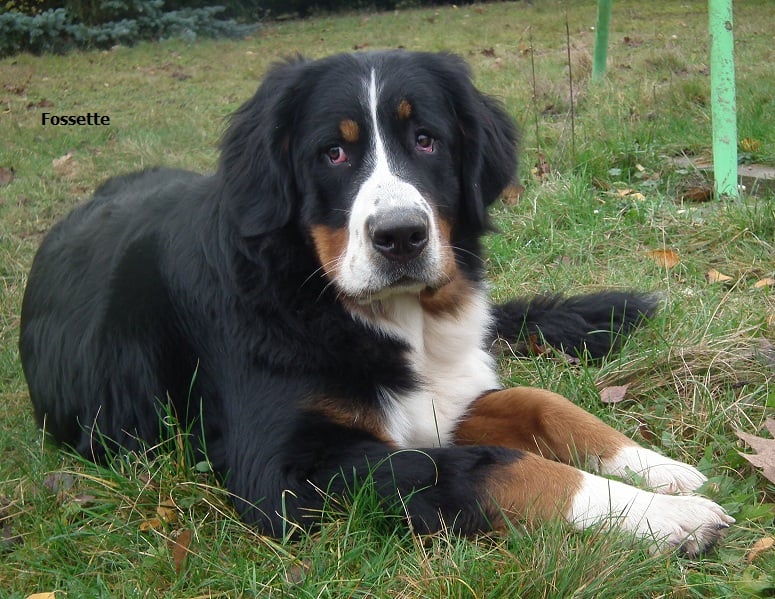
[0,0,257,57]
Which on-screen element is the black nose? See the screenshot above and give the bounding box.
[368,208,429,263]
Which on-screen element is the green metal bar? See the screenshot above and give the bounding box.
[709,0,739,198]
[592,0,613,80]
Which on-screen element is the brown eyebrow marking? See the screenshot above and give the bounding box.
[339,119,360,143]
[397,99,412,120]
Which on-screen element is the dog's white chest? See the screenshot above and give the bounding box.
[366,290,500,448]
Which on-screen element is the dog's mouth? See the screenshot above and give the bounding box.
[350,264,453,305]
[352,276,429,305]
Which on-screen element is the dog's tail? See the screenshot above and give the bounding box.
[490,291,659,359]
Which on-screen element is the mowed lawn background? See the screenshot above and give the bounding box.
[1,0,773,596]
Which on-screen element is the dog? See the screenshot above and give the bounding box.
[19,50,732,555]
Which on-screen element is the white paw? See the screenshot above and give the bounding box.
[600,445,707,494]
[568,472,734,557]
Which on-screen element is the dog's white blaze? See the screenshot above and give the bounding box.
[567,471,733,553]
[600,445,708,494]
[371,289,500,448]
[334,69,444,297]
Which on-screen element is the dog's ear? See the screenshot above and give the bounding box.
[428,54,519,230]
[217,57,309,238]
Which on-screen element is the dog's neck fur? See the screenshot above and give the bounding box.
[353,288,499,447]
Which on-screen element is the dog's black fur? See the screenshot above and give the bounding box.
[20,51,655,536]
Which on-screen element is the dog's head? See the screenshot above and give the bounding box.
[217,51,518,303]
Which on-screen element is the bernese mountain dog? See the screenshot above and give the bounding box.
[19,50,732,555]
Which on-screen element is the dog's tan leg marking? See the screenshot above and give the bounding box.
[456,388,708,493]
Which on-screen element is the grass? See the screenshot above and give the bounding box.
[1,0,774,596]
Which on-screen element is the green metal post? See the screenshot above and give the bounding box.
[592,0,613,80]
[709,0,739,198]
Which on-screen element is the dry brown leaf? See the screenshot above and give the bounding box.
[4,74,30,94]
[0,166,14,186]
[501,184,525,206]
[746,536,775,563]
[139,517,163,532]
[599,383,630,404]
[26,594,58,599]
[740,137,762,153]
[157,502,178,524]
[645,249,680,269]
[532,153,552,181]
[286,558,313,584]
[753,277,775,289]
[168,528,192,575]
[736,418,775,484]
[681,184,713,202]
[26,98,54,110]
[706,268,733,284]
[52,152,78,179]
[527,334,548,356]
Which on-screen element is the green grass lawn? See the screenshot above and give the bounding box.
[1,0,773,596]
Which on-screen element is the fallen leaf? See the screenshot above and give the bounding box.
[527,333,548,356]
[612,188,645,201]
[638,423,656,443]
[754,339,775,370]
[72,493,97,507]
[157,502,178,524]
[739,137,761,153]
[43,472,75,496]
[140,517,163,532]
[645,249,680,269]
[747,536,775,563]
[706,268,733,284]
[26,98,54,110]
[500,184,525,206]
[753,277,775,289]
[622,36,643,47]
[681,184,713,202]
[736,418,775,484]
[533,153,552,181]
[0,166,14,186]
[600,383,631,404]
[168,528,192,575]
[4,77,30,95]
[26,594,58,599]
[52,152,78,179]
[286,558,313,584]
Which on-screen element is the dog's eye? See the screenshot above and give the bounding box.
[415,133,434,153]
[326,145,348,165]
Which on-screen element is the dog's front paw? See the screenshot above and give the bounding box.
[568,473,734,557]
[600,445,707,494]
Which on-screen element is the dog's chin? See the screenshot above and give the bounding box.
[348,276,444,306]
[349,280,421,305]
